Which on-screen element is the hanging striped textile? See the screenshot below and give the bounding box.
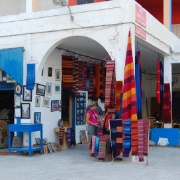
[95,136,100,155]
[121,31,138,156]
[109,119,123,159]
[98,137,106,160]
[122,119,131,157]
[135,51,142,119]
[160,61,164,102]
[131,120,138,155]
[162,83,171,123]
[105,60,115,108]
[116,81,123,117]
[156,60,161,104]
[143,120,149,156]
[59,128,65,146]
[121,31,137,120]
[62,56,74,90]
[110,119,117,158]
[99,66,106,99]
[138,120,144,162]
[116,119,123,157]
[90,135,96,157]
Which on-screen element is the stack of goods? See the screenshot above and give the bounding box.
[109,119,149,162]
[90,135,111,161]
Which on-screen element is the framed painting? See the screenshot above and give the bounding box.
[15,95,21,107]
[46,82,52,95]
[23,86,32,101]
[36,83,45,96]
[51,100,59,112]
[21,103,30,119]
[6,74,16,83]
[55,84,61,94]
[15,107,21,118]
[35,96,41,107]
[48,67,52,77]
[34,112,41,124]
[55,69,61,81]
[42,97,50,108]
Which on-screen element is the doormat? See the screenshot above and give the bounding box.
[0,151,17,156]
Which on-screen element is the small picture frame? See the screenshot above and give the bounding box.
[21,103,30,119]
[55,69,61,81]
[6,74,16,83]
[15,84,21,95]
[42,97,50,108]
[51,100,59,112]
[34,112,41,124]
[55,84,61,94]
[15,107,21,118]
[48,67,52,77]
[15,95,21,107]
[35,96,41,107]
[0,69,2,82]
[46,82,52,95]
[36,83,45,96]
[23,86,32,101]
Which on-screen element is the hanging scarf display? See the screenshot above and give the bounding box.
[116,81,123,117]
[162,83,171,123]
[135,51,142,119]
[156,60,161,104]
[122,119,131,157]
[26,64,35,90]
[138,120,144,161]
[105,60,115,108]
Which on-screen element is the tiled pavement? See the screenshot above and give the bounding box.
[0,144,180,180]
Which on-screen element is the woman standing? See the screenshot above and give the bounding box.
[86,101,99,149]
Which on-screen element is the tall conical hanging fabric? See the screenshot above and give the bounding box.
[121,30,138,155]
[121,31,137,121]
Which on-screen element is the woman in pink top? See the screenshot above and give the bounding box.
[86,101,99,149]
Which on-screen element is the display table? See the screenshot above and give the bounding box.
[8,123,43,156]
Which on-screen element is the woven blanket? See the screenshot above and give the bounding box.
[110,119,117,158]
[95,136,100,155]
[90,135,96,156]
[116,119,122,157]
[143,120,149,156]
[121,31,137,121]
[26,64,35,90]
[123,119,131,157]
[162,83,171,123]
[98,137,106,160]
[131,120,138,155]
[138,120,144,161]
[156,61,161,104]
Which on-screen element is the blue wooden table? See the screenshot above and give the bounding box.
[8,123,43,156]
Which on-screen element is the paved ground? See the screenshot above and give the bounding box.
[0,144,180,180]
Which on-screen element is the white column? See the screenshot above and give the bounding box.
[26,0,37,13]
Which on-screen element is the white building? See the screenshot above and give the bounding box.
[0,0,180,146]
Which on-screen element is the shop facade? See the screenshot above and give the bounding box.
[0,0,180,146]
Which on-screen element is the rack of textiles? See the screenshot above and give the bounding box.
[109,119,149,162]
[62,55,106,99]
